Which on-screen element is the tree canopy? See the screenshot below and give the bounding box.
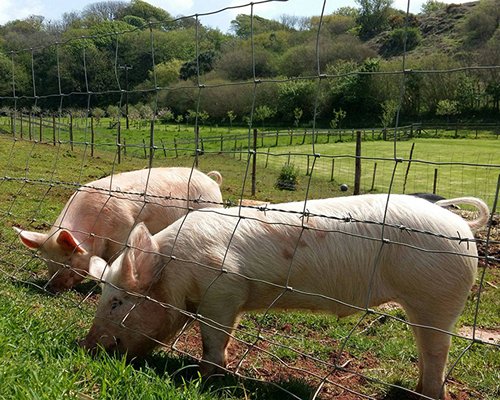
[0,0,498,127]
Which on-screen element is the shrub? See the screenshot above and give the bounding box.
[381,27,421,57]
[275,164,299,191]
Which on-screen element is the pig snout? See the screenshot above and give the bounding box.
[48,269,86,292]
[79,325,121,355]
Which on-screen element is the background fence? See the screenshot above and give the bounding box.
[0,0,499,399]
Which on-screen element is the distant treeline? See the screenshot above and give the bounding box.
[0,0,498,128]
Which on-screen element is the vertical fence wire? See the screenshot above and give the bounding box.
[0,1,498,399]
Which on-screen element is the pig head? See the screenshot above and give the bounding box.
[14,226,91,291]
[80,223,189,359]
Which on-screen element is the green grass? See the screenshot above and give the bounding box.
[0,131,499,399]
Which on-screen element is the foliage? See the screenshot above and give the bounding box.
[379,99,398,129]
[180,51,218,81]
[254,105,276,127]
[420,0,447,14]
[275,163,299,191]
[0,0,498,125]
[381,27,421,57]
[355,0,394,40]
[329,108,347,130]
[152,59,183,87]
[230,14,291,38]
[436,99,460,119]
[461,0,499,46]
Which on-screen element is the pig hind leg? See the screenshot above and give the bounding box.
[402,299,465,399]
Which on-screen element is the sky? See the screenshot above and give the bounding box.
[0,0,472,32]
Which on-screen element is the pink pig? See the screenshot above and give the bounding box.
[80,194,489,399]
[14,167,223,291]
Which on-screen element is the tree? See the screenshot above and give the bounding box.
[254,105,276,128]
[230,14,290,38]
[216,44,278,80]
[119,0,173,29]
[92,107,105,125]
[179,51,218,81]
[293,108,303,129]
[106,105,120,121]
[175,114,184,131]
[227,110,236,132]
[330,108,347,130]
[153,59,183,87]
[157,107,173,124]
[82,1,127,23]
[420,0,446,14]
[355,0,393,40]
[379,100,398,139]
[436,99,460,124]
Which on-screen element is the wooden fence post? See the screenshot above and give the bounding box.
[354,131,361,195]
[251,128,257,196]
[28,112,32,140]
[39,115,43,142]
[402,142,415,194]
[160,139,167,157]
[370,162,377,191]
[142,138,147,159]
[433,169,438,194]
[90,116,94,157]
[330,158,335,181]
[52,114,56,145]
[69,113,74,150]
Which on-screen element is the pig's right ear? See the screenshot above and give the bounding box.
[13,227,47,250]
[121,223,161,290]
[88,256,109,283]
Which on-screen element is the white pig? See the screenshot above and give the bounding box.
[81,194,489,399]
[14,167,223,291]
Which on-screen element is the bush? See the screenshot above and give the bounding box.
[275,164,299,191]
[381,27,421,57]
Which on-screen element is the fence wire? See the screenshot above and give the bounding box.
[0,0,499,399]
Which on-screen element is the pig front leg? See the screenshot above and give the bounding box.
[197,307,242,377]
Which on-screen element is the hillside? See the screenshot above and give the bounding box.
[0,0,498,126]
[368,1,480,58]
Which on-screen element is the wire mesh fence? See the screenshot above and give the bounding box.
[0,0,499,399]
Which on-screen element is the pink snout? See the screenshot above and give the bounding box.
[48,269,86,292]
[79,325,121,355]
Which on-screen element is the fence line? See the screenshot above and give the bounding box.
[0,0,499,399]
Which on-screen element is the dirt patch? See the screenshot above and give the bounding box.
[458,326,500,345]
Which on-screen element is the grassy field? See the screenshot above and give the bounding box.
[0,131,499,399]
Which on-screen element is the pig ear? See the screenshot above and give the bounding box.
[121,223,161,289]
[56,230,85,254]
[88,256,109,282]
[14,227,47,250]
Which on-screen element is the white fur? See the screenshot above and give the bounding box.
[14,167,223,290]
[82,194,489,399]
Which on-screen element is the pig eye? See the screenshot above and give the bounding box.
[111,298,123,310]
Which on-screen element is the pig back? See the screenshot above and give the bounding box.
[155,195,478,316]
[53,167,222,259]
